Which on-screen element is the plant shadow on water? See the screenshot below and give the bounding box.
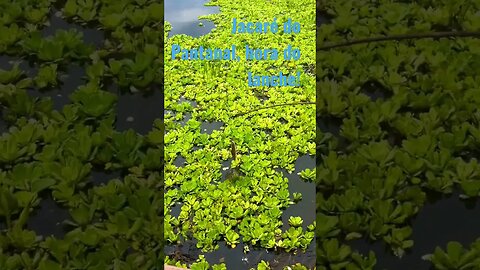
[26,195,71,238]
[349,191,480,270]
[165,0,219,37]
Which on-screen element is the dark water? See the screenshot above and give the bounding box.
[1,6,163,239]
[349,192,480,270]
[42,10,104,48]
[115,87,164,135]
[26,196,70,238]
[90,168,122,186]
[27,64,85,111]
[316,12,480,270]
[360,80,393,101]
[282,155,316,231]
[221,159,233,180]
[0,55,36,77]
[166,154,316,269]
[165,0,219,37]
[174,156,187,167]
[317,115,342,136]
[166,239,315,270]
[200,120,223,134]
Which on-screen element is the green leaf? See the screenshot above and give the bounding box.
[38,41,64,61]
[0,64,23,84]
[148,3,163,21]
[100,13,124,29]
[63,0,78,17]
[39,260,62,270]
[70,204,93,226]
[0,188,19,219]
[35,64,58,88]
[70,87,117,117]
[288,216,303,227]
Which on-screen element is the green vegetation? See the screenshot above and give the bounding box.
[423,240,480,270]
[317,0,480,269]
[164,0,315,268]
[0,0,162,269]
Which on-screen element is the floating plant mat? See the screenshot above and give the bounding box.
[316,0,480,269]
[0,0,163,269]
[164,0,315,269]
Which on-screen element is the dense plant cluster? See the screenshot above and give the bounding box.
[0,0,163,269]
[317,0,480,269]
[164,0,315,268]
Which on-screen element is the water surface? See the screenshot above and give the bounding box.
[349,192,480,270]
[165,154,316,269]
[165,0,219,37]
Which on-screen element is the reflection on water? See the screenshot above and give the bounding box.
[165,0,219,37]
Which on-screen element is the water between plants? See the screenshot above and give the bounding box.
[167,98,316,268]
[0,10,163,237]
[3,2,480,270]
[164,0,316,268]
[316,12,480,270]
